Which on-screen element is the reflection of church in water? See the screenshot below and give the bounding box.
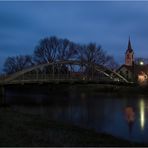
[117,38,148,84]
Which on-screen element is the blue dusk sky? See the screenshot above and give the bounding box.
[0,1,148,72]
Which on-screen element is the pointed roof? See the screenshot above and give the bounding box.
[126,37,133,53]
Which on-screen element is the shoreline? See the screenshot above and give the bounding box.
[3,82,148,94]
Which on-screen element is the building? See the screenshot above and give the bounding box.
[117,38,148,84]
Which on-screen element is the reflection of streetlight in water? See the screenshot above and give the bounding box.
[140,99,145,130]
[124,106,135,136]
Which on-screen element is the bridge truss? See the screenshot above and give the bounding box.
[2,60,128,84]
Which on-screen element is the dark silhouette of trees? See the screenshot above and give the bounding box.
[33,36,59,64]
[3,55,34,74]
[104,56,119,70]
[33,36,78,74]
[57,39,77,61]
[33,37,78,64]
[84,43,106,65]
[77,43,117,67]
[3,36,119,75]
[77,43,118,69]
[76,43,118,78]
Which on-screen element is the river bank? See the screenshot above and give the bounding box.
[0,106,147,147]
[3,81,148,95]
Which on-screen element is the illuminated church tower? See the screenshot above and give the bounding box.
[125,37,134,66]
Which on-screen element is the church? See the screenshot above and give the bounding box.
[117,38,148,84]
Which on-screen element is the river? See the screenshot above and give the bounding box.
[4,85,148,143]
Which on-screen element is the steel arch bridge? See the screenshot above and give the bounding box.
[2,60,128,84]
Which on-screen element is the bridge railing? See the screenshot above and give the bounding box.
[0,75,10,84]
[3,73,113,84]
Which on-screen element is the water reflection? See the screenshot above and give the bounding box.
[5,88,148,143]
[124,106,135,135]
[140,99,145,130]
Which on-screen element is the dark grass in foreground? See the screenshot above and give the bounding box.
[0,107,147,147]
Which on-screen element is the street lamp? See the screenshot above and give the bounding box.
[140,61,144,65]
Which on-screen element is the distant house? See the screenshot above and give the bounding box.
[117,38,148,84]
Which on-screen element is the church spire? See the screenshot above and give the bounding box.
[127,36,133,52]
[125,37,134,66]
[128,37,132,49]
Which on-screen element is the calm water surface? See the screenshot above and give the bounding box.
[5,87,148,143]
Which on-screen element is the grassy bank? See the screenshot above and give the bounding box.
[0,107,147,147]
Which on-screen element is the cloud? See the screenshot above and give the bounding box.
[0,1,148,72]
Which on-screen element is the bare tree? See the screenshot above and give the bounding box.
[57,39,77,61]
[3,55,33,74]
[33,37,78,75]
[76,43,119,78]
[104,56,119,70]
[77,43,109,65]
[33,36,59,64]
[3,36,119,76]
[77,43,105,78]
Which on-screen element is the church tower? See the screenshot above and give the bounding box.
[125,37,134,66]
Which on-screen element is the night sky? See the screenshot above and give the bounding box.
[0,1,148,72]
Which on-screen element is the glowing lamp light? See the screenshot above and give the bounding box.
[138,72,147,85]
[140,61,144,65]
[140,99,145,130]
[138,75,145,82]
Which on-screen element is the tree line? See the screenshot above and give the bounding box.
[3,36,118,74]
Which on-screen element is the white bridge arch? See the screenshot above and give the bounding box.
[4,60,129,84]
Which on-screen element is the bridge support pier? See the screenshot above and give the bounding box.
[0,86,5,105]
